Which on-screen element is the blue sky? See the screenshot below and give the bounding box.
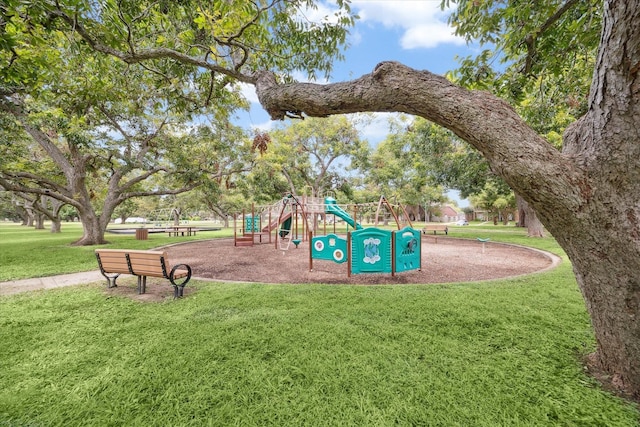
[235,0,477,206]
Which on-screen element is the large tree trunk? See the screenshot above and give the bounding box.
[555,0,640,399]
[516,194,544,237]
[172,208,181,226]
[516,194,527,227]
[74,211,109,246]
[46,197,65,233]
[50,219,61,233]
[74,195,117,246]
[17,207,29,226]
[34,213,45,230]
[254,0,640,399]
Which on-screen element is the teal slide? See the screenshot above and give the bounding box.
[324,197,363,230]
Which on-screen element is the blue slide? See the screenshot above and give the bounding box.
[324,197,363,230]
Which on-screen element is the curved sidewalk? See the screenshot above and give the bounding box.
[0,271,105,297]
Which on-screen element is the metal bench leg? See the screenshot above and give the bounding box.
[108,276,117,288]
[173,284,187,299]
[137,276,147,294]
[100,273,119,288]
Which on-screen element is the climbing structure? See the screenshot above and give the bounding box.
[233,193,318,248]
[234,194,414,257]
[309,196,420,277]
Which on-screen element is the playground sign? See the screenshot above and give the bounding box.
[349,228,393,275]
[394,227,421,273]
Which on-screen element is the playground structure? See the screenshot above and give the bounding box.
[233,194,422,277]
[311,197,421,277]
[310,225,421,278]
[234,193,319,249]
[233,194,412,248]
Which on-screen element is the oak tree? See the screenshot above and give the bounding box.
[253,1,640,398]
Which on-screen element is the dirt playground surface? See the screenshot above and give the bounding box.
[158,236,559,286]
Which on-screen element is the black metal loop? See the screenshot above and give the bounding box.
[169,263,192,288]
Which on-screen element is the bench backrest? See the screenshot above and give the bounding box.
[127,250,170,278]
[95,249,132,275]
[95,249,170,278]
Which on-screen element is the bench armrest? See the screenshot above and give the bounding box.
[169,263,192,297]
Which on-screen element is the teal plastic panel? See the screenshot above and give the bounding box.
[245,216,260,232]
[350,228,392,274]
[394,227,421,273]
[312,234,347,263]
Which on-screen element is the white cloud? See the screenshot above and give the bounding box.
[401,22,464,49]
[349,112,414,145]
[350,0,464,49]
[299,2,348,25]
[250,120,274,133]
[238,82,259,105]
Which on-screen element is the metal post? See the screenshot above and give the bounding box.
[309,231,313,271]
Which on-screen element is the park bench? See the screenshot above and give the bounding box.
[95,249,192,298]
[422,224,449,235]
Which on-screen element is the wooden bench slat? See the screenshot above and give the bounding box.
[95,250,131,275]
[98,263,130,274]
[128,251,168,277]
[172,269,189,278]
[132,266,164,275]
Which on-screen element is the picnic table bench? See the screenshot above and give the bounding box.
[165,226,197,237]
[422,224,449,235]
[95,249,192,298]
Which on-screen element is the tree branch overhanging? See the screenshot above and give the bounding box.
[119,182,200,200]
[254,61,584,217]
[522,0,581,75]
[48,8,256,85]
[0,175,80,208]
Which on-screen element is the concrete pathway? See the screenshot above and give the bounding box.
[0,271,105,297]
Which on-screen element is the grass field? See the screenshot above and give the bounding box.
[1,222,638,426]
[0,222,234,282]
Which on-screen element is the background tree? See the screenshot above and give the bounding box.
[267,116,369,198]
[468,183,516,225]
[197,184,247,227]
[113,199,138,225]
[366,117,447,222]
[408,117,545,234]
[14,193,65,232]
[0,191,21,222]
[1,1,254,244]
[244,133,295,204]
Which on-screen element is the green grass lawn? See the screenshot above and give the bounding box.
[0,221,638,426]
[0,222,233,282]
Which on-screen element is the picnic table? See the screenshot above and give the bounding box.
[165,226,197,237]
